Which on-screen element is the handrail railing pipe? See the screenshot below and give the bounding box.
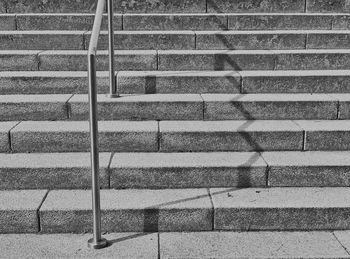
[87,0,116,249]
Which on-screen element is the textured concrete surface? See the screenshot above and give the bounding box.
[115,0,206,13]
[307,0,350,13]
[196,31,306,50]
[0,153,111,189]
[229,14,333,30]
[117,71,241,94]
[202,93,338,120]
[40,189,212,233]
[110,152,267,188]
[86,31,195,50]
[39,50,157,71]
[160,120,303,152]
[211,187,350,231]
[160,232,350,258]
[69,94,203,120]
[158,50,276,71]
[307,31,350,49]
[241,70,350,93]
[295,120,350,151]
[331,94,350,119]
[0,233,158,259]
[0,50,39,71]
[0,15,16,30]
[124,14,227,30]
[16,14,122,30]
[0,190,47,233]
[263,151,350,187]
[11,121,158,152]
[0,31,85,50]
[0,94,71,121]
[0,121,18,153]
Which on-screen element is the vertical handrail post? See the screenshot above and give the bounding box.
[107,0,118,98]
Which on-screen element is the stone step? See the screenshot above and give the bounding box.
[4,0,350,14]
[4,14,350,31]
[5,50,350,72]
[3,187,350,233]
[0,94,345,121]
[3,30,350,50]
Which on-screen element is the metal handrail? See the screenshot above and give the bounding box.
[87,0,117,249]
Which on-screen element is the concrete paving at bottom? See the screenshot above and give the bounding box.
[1,231,350,259]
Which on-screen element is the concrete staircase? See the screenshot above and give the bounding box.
[2,0,350,235]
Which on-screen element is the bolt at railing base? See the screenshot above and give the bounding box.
[88,238,108,249]
[106,93,120,98]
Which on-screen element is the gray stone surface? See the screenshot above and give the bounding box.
[262,151,350,187]
[331,94,350,119]
[161,232,349,258]
[5,0,97,13]
[207,0,305,13]
[0,51,39,71]
[196,31,306,50]
[202,94,338,120]
[117,71,241,94]
[241,70,350,93]
[0,153,111,189]
[16,14,122,30]
[40,189,212,233]
[0,15,16,30]
[0,31,85,50]
[307,0,350,13]
[333,15,350,29]
[0,190,47,233]
[39,50,157,71]
[0,122,18,153]
[294,120,350,151]
[110,152,267,188]
[124,14,227,30]
[11,121,158,152]
[229,14,333,30]
[86,31,195,50]
[0,71,105,94]
[115,0,206,13]
[158,50,276,71]
[307,32,350,49]
[160,120,303,152]
[275,50,350,70]
[0,233,158,259]
[211,187,350,231]
[0,94,71,121]
[69,94,203,120]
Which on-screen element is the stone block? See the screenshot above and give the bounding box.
[0,51,39,71]
[0,153,111,189]
[307,32,350,49]
[69,94,203,121]
[0,31,84,50]
[11,121,158,152]
[333,15,350,29]
[229,14,332,30]
[86,31,195,50]
[263,151,350,187]
[40,189,212,232]
[0,94,70,121]
[110,152,267,188]
[124,14,227,30]
[211,187,350,230]
[114,0,206,13]
[207,0,305,13]
[117,71,241,94]
[158,50,276,71]
[0,122,18,153]
[331,94,350,119]
[241,70,350,93]
[275,50,350,70]
[203,94,337,120]
[160,120,303,152]
[0,190,47,233]
[295,120,350,151]
[0,15,16,30]
[196,32,306,50]
[306,0,350,13]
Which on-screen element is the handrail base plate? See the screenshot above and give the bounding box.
[88,238,108,249]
